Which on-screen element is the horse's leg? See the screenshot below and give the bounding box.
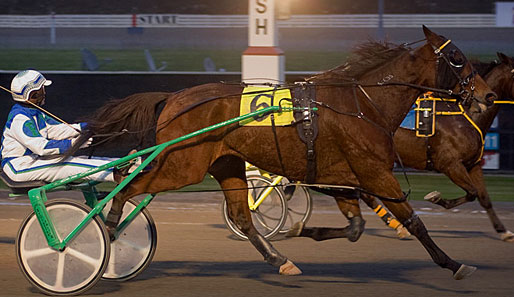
[103,150,212,237]
[209,155,301,275]
[424,163,478,209]
[361,196,411,239]
[358,170,475,279]
[288,197,366,242]
[103,168,203,237]
[466,165,514,242]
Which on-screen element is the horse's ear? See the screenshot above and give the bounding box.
[422,25,442,46]
[497,52,511,66]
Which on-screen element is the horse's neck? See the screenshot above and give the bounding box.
[358,51,430,131]
[470,69,506,133]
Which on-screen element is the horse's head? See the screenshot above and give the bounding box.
[493,52,514,99]
[422,25,497,113]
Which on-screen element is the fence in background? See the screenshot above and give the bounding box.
[0,14,498,28]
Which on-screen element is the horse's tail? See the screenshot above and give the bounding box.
[64,92,171,158]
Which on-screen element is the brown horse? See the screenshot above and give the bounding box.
[394,53,514,242]
[71,26,496,280]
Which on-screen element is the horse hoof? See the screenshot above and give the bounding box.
[500,230,514,242]
[279,260,302,275]
[424,191,441,203]
[285,221,304,237]
[395,225,411,239]
[453,264,477,280]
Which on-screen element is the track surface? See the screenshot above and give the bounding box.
[0,190,513,297]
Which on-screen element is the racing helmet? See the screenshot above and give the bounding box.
[10,70,52,102]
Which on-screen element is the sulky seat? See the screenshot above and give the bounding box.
[0,169,46,195]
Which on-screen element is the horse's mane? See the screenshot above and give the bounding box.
[472,60,500,77]
[308,40,411,82]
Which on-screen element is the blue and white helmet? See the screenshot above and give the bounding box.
[10,70,52,102]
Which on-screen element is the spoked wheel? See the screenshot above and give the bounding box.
[222,175,287,240]
[101,198,157,281]
[279,179,313,233]
[16,199,110,296]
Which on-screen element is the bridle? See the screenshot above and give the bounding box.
[431,39,477,107]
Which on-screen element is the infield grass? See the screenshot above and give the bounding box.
[0,48,498,72]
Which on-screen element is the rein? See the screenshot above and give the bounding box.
[85,87,295,148]
[88,38,471,142]
[84,39,481,204]
[166,181,411,203]
[87,77,456,142]
[432,39,478,106]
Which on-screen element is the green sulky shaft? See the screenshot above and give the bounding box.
[28,105,304,249]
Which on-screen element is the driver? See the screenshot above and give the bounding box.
[1,70,127,183]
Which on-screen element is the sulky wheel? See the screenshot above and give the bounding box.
[101,199,157,281]
[16,199,110,296]
[222,175,287,240]
[279,179,313,233]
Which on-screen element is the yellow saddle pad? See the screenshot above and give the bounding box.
[239,86,294,126]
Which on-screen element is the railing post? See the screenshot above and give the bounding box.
[377,0,384,40]
[50,12,56,45]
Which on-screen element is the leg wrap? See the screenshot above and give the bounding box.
[373,205,401,229]
[249,234,287,267]
[403,214,460,272]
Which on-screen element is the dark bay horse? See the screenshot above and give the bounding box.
[71,26,496,280]
[394,53,514,242]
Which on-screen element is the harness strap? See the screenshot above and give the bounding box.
[434,39,451,54]
[425,140,434,171]
[458,104,484,164]
[434,104,484,164]
[293,84,318,183]
[416,94,485,165]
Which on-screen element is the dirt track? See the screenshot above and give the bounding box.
[0,190,513,297]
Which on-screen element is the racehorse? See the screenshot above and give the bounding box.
[70,26,496,280]
[394,53,514,242]
[306,53,514,242]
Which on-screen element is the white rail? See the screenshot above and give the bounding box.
[0,14,498,28]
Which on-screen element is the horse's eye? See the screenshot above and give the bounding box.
[449,50,464,67]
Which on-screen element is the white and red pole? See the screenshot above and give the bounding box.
[242,0,285,84]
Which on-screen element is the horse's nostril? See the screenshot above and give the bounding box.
[485,93,497,106]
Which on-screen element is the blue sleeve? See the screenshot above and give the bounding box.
[44,139,72,154]
[11,115,72,156]
[80,122,88,130]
